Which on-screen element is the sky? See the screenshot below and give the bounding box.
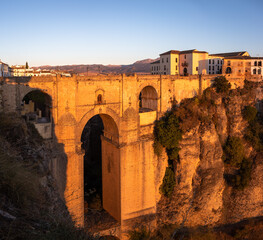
[1,0,263,66]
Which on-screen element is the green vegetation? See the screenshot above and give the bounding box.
[243,105,263,152]
[245,119,263,152]
[159,167,176,198]
[0,147,41,207]
[128,226,151,240]
[242,106,257,122]
[233,158,253,190]
[212,76,231,93]
[36,223,99,240]
[242,105,263,152]
[153,111,182,161]
[223,137,244,168]
[153,110,182,198]
[222,136,253,189]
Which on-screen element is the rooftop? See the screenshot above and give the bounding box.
[210,51,250,57]
[160,50,180,56]
[150,60,160,64]
[179,49,208,54]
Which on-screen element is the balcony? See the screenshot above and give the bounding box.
[181,62,188,67]
[139,110,157,126]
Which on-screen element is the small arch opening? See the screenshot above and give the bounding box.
[21,90,52,123]
[139,86,158,113]
[226,67,232,74]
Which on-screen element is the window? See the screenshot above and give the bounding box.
[162,58,164,63]
[209,71,211,74]
[176,65,177,70]
[164,65,166,70]
[196,67,198,71]
[212,60,214,64]
[227,61,231,66]
[209,66,211,70]
[212,66,214,70]
[221,60,223,64]
[209,59,211,64]
[218,60,219,64]
[176,58,178,63]
[97,94,102,104]
[254,61,257,66]
[217,66,219,70]
[259,61,262,66]
[167,58,168,63]
[259,69,261,75]
[253,69,257,74]
[184,55,186,59]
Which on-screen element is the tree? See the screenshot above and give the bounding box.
[212,76,231,93]
[223,137,244,167]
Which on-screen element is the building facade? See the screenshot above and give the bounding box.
[151,49,262,77]
[0,61,11,77]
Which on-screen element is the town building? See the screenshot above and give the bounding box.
[159,50,180,75]
[250,57,263,76]
[179,49,208,75]
[0,61,11,77]
[151,49,262,78]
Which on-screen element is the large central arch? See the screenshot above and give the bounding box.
[80,110,120,223]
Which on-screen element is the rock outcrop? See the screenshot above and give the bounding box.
[157,81,263,228]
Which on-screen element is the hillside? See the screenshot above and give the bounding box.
[0,113,99,240]
[34,59,158,75]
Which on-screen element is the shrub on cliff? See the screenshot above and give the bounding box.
[223,137,244,168]
[153,111,182,161]
[233,158,253,190]
[128,226,151,240]
[244,114,263,152]
[212,76,231,93]
[0,146,41,207]
[159,167,176,198]
[242,106,257,122]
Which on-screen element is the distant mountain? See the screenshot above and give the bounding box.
[34,58,159,75]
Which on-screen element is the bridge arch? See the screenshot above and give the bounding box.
[21,89,52,123]
[138,84,159,112]
[78,108,121,223]
[77,107,120,142]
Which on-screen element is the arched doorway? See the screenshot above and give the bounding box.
[139,86,158,113]
[183,67,188,76]
[226,67,232,74]
[81,113,120,229]
[21,90,52,139]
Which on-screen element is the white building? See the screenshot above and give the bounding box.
[11,65,28,76]
[179,49,208,75]
[250,58,263,76]
[151,49,253,76]
[0,61,11,77]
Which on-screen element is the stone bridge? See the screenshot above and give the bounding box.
[0,74,246,234]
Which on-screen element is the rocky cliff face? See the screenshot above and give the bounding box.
[0,113,92,239]
[157,81,263,228]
